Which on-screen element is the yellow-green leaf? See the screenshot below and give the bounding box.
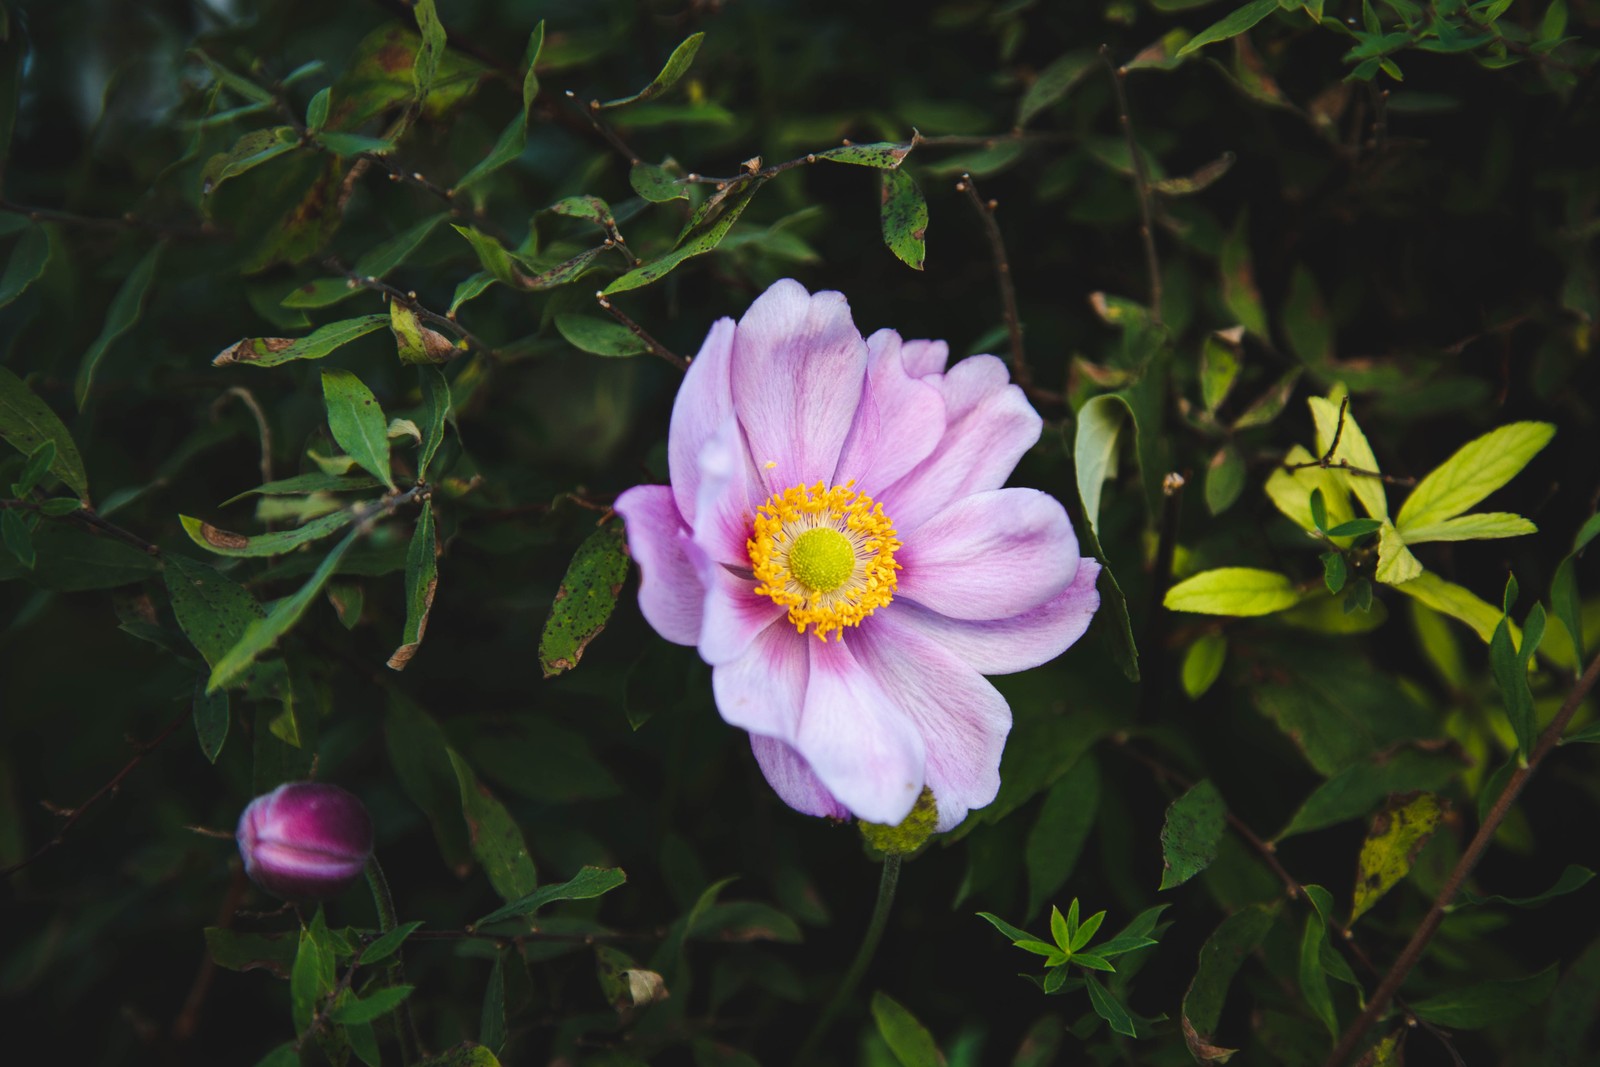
[1351,792,1446,925]
[1309,390,1387,520]
[1164,568,1300,616]
[1373,521,1422,585]
[1401,512,1537,544]
[1392,571,1513,646]
[1265,445,1356,535]
[1396,422,1555,532]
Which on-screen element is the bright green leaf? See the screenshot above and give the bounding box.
[1164,567,1301,616]
[1396,422,1555,532]
[321,368,395,490]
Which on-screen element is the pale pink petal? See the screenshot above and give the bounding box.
[833,329,946,494]
[852,613,1011,832]
[687,420,759,568]
[892,559,1102,675]
[795,636,925,825]
[712,617,808,738]
[614,485,704,646]
[879,355,1042,532]
[667,318,738,525]
[896,488,1079,620]
[749,734,850,820]
[731,279,869,495]
[686,423,783,664]
[900,339,950,378]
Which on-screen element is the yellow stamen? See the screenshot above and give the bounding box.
[748,481,901,641]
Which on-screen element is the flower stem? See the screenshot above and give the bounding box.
[366,857,422,1066]
[795,853,902,1065]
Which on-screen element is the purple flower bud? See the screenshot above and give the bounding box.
[236,782,374,900]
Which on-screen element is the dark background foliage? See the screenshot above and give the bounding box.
[3,1,1600,1065]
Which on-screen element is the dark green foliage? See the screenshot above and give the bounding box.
[3,0,1600,1065]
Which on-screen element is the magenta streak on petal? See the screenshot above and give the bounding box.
[850,612,1011,832]
[712,617,808,739]
[730,279,870,495]
[667,316,737,525]
[794,635,925,825]
[894,559,1102,676]
[833,329,946,495]
[879,355,1042,533]
[749,734,850,820]
[896,487,1079,621]
[614,485,704,646]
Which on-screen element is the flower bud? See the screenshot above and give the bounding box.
[859,788,939,856]
[236,782,374,900]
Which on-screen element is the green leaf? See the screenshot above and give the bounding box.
[387,499,437,671]
[1025,758,1099,919]
[1281,264,1333,364]
[322,369,395,490]
[1309,392,1388,520]
[352,213,451,281]
[418,365,451,479]
[1073,394,1130,537]
[512,246,607,291]
[554,313,647,357]
[180,508,358,558]
[539,524,629,677]
[201,128,299,200]
[389,299,457,365]
[447,748,538,903]
[454,117,526,192]
[1094,903,1169,958]
[1374,521,1422,585]
[192,676,230,762]
[1050,902,1072,952]
[815,140,917,169]
[1017,50,1097,127]
[221,472,383,505]
[206,927,298,977]
[254,1044,301,1067]
[1265,446,1356,534]
[1396,422,1555,532]
[871,991,947,1067]
[0,522,158,590]
[2,507,34,568]
[597,32,703,109]
[1071,952,1115,972]
[164,553,267,667]
[1159,779,1226,890]
[75,242,162,408]
[630,161,688,202]
[1199,331,1241,413]
[360,920,423,964]
[329,984,414,1025]
[452,225,520,285]
[880,168,928,270]
[314,132,395,156]
[476,865,626,927]
[411,0,446,104]
[1398,511,1537,544]
[480,951,506,1054]
[291,910,337,1035]
[1183,903,1279,1048]
[1204,443,1246,516]
[305,87,330,130]
[207,527,362,691]
[1458,864,1594,909]
[604,177,767,295]
[1351,792,1446,924]
[413,1045,502,1067]
[0,367,89,500]
[547,195,611,224]
[1491,604,1537,757]
[1177,1,1281,57]
[1181,633,1227,699]
[1164,567,1300,616]
[1277,748,1464,839]
[1410,966,1559,1029]
[1219,212,1267,338]
[1298,911,1339,1037]
[213,315,390,368]
[1326,518,1383,538]
[1392,571,1505,644]
[1084,974,1137,1037]
[0,224,50,307]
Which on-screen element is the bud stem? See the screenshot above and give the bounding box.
[795,853,903,1064]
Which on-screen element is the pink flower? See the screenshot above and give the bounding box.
[615,280,1100,831]
[237,782,374,900]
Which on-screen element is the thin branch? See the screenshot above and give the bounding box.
[2,498,165,557]
[0,199,216,240]
[596,292,688,371]
[1098,46,1162,325]
[1323,648,1600,1067]
[407,927,663,946]
[565,91,642,165]
[0,704,192,878]
[956,173,1032,395]
[219,387,274,486]
[1281,397,1417,486]
[334,267,499,361]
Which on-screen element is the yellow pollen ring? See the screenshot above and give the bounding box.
[748,481,901,641]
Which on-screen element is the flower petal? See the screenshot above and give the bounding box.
[893,559,1102,675]
[896,488,1079,620]
[900,338,950,379]
[880,355,1042,532]
[667,317,737,525]
[712,617,808,738]
[833,329,946,494]
[749,734,850,820]
[731,279,869,494]
[688,419,759,568]
[851,613,1012,832]
[614,485,705,646]
[795,636,925,825]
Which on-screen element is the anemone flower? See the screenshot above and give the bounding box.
[615,280,1100,832]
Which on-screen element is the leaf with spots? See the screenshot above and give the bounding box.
[179,509,358,558]
[815,141,915,169]
[446,748,537,904]
[539,524,629,678]
[387,499,437,671]
[880,168,927,271]
[595,32,703,110]
[322,368,395,489]
[163,553,266,668]
[1182,903,1279,1062]
[1350,791,1446,925]
[0,366,90,500]
[212,315,389,368]
[1159,779,1226,890]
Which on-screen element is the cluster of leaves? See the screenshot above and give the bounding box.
[4,0,1600,1066]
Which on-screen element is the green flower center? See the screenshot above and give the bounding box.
[787,527,856,593]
